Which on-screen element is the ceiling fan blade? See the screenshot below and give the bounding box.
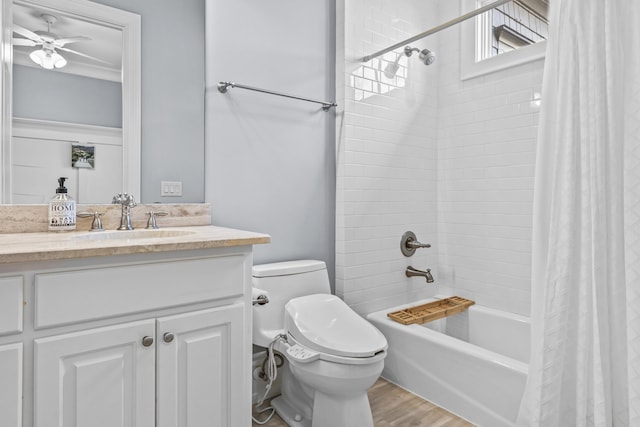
[12,38,37,47]
[53,36,91,47]
[12,24,41,42]
[58,46,110,65]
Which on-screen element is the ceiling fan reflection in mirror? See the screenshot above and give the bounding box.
[12,13,107,70]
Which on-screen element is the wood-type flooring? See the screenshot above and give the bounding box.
[252,377,475,427]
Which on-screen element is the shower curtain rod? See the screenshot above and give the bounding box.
[361,0,512,62]
[217,81,338,111]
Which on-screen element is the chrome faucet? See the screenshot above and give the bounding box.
[112,193,137,230]
[406,266,434,283]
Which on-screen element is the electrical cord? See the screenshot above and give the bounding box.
[252,405,275,425]
[251,334,287,425]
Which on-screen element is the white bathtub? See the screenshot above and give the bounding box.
[366,298,529,427]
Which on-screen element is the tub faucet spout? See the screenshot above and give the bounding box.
[406,266,434,283]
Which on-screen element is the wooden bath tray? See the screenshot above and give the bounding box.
[387,296,475,325]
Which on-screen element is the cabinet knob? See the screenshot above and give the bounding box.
[141,336,154,347]
[163,332,175,343]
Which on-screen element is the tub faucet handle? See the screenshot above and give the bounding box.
[401,231,431,257]
[406,239,431,249]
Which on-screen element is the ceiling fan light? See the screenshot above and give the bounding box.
[29,49,46,66]
[41,53,54,70]
[51,52,66,68]
[29,48,66,70]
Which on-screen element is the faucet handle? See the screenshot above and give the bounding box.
[77,211,104,231]
[400,231,431,257]
[145,211,169,229]
[406,240,431,249]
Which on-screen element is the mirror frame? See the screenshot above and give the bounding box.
[0,0,140,203]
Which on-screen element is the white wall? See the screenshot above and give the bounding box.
[337,0,544,316]
[205,0,336,281]
[335,0,440,314]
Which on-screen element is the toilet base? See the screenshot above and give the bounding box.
[271,395,311,427]
[271,338,382,427]
[272,391,374,427]
[311,390,374,427]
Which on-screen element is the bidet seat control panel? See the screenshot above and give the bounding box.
[286,344,320,363]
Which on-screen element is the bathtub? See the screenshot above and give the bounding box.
[366,298,529,427]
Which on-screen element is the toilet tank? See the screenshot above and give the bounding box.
[252,260,330,348]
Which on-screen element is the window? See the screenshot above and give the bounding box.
[481,0,549,59]
[461,0,549,79]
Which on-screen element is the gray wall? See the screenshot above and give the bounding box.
[13,64,122,127]
[205,0,336,285]
[93,0,205,203]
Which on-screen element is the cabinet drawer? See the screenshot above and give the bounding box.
[0,276,23,335]
[35,255,245,329]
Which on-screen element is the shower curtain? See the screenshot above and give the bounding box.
[517,0,640,426]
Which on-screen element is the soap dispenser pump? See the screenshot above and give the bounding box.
[48,177,76,231]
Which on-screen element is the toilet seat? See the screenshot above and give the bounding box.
[278,334,387,366]
[284,294,388,358]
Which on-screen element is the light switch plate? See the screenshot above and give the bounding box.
[160,181,182,196]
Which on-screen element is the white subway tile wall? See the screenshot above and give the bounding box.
[337,0,544,316]
[436,0,543,315]
[336,0,440,315]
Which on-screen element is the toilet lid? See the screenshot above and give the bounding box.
[284,294,388,358]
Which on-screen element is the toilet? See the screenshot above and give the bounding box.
[252,260,388,427]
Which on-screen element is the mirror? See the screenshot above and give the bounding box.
[0,0,140,203]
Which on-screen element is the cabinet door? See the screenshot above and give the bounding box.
[0,342,22,427]
[157,304,247,427]
[34,319,156,427]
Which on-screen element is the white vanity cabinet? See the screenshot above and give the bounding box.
[156,304,244,427]
[34,304,244,427]
[0,275,24,427]
[0,239,261,427]
[34,319,157,427]
[0,342,23,427]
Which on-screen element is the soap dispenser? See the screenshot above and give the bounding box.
[48,177,76,231]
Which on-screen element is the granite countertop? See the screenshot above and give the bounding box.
[0,226,271,264]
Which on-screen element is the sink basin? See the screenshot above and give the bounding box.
[74,229,196,241]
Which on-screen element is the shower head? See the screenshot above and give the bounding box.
[419,49,436,66]
[405,46,436,66]
[383,45,436,78]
